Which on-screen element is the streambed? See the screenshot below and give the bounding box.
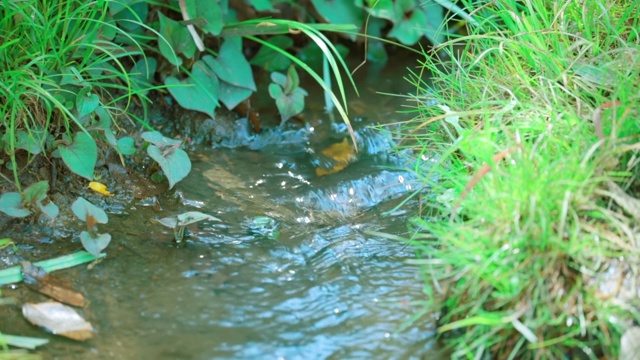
[1,58,439,359]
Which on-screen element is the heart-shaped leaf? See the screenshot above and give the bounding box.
[76,88,100,119]
[165,59,219,117]
[116,137,136,155]
[158,12,195,66]
[204,41,256,91]
[269,84,307,123]
[0,192,31,218]
[388,5,427,45]
[186,0,223,35]
[310,0,363,40]
[71,197,108,224]
[147,145,191,189]
[37,201,59,221]
[23,181,49,205]
[249,36,293,71]
[79,231,111,256]
[141,131,182,148]
[218,80,253,110]
[58,132,97,180]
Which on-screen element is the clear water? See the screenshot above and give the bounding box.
[1,56,439,359]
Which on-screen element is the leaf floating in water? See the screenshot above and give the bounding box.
[22,302,95,341]
[21,262,86,307]
[88,181,114,196]
[315,138,358,177]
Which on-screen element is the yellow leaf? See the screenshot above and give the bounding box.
[314,138,358,177]
[88,182,114,196]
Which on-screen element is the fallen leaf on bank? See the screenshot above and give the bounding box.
[88,181,114,196]
[21,262,85,307]
[315,138,358,177]
[22,302,94,341]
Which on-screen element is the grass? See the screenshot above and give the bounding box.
[397,0,640,358]
[0,0,151,190]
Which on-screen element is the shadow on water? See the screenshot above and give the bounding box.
[2,55,442,359]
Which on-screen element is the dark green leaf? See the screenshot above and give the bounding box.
[269,84,307,123]
[37,201,59,221]
[388,4,427,45]
[365,0,395,21]
[249,0,274,11]
[284,65,299,94]
[76,88,100,119]
[310,0,364,40]
[59,132,97,180]
[110,0,148,32]
[15,130,45,155]
[129,57,157,95]
[249,36,293,71]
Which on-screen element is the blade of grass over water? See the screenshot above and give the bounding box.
[0,251,105,286]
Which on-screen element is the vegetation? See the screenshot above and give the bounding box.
[400,0,639,357]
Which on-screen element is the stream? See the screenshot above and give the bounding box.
[1,56,439,359]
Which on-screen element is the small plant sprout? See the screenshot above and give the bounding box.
[0,181,59,222]
[71,197,111,256]
[154,211,221,243]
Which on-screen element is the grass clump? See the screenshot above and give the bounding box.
[400,0,640,357]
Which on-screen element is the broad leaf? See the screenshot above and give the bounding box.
[269,84,307,123]
[76,88,100,119]
[365,0,395,21]
[204,41,256,90]
[71,197,108,224]
[0,193,31,218]
[23,181,49,205]
[310,0,364,40]
[79,231,111,256]
[129,57,157,95]
[58,132,97,180]
[158,12,195,66]
[141,131,182,148]
[249,0,274,11]
[218,80,252,110]
[15,130,45,155]
[109,0,148,32]
[249,36,293,71]
[187,0,223,35]
[37,201,59,221]
[388,3,428,45]
[116,137,136,155]
[147,145,191,189]
[165,59,219,117]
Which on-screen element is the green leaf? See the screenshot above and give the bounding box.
[249,35,293,71]
[109,0,148,32]
[37,201,59,221]
[76,88,100,119]
[158,12,196,66]
[248,0,274,11]
[269,83,307,123]
[129,57,157,95]
[310,0,364,40]
[79,231,111,256]
[0,334,49,350]
[0,193,31,218]
[71,197,109,224]
[95,106,117,147]
[147,145,191,189]
[388,1,428,45]
[270,72,287,88]
[204,41,256,90]
[15,130,45,155]
[187,0,224,35]
[165,60,219,117]
[117,137,136,155]
[365,0,395,21]
[141,131,182,148]
[0,251,105,286]
[285,65,300,94]
[59,132,97,180]
[218,80,253,110]
[420,0,445,45]
[23,181,48,205]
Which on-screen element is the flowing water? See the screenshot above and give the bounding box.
[1,57,439,359]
